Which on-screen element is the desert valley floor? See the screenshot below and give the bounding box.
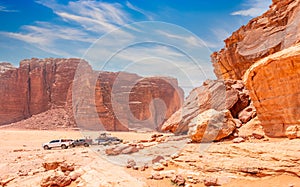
[1,129,300,187]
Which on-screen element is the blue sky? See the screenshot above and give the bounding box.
[0,0,272,93]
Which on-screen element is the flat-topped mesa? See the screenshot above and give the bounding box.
[211,0,300,80]
[0,58,183,131]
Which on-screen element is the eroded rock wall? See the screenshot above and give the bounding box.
[244,44,300,137]
[0,58,183,131]
[211,0,300,80]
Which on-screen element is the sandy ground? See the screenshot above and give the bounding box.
[1,129,300,187]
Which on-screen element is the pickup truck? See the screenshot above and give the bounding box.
[71,139,92,147]
[42,139,73,150]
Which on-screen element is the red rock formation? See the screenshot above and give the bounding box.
[211,0,300,80]
[161,79,251,134]
[244,44,300,137]
[0,58,183,131]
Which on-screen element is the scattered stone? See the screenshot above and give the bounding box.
[137,143,144,149]
[252,132,264,139]
[233,137,245,143]
[42,161,62,171]
[152,155,165,164]
[126,159,136,168]
[159,170,175,178]
[152,174,164,180]
[238,104,256,123]
[159,159,168,167]
[286,126,298,139]
[121,146,139,154]
[133,166,139,170]
[60,163,74,172]
[40,171,71,187]
[69,171,81,181]
[152,163,164,171]
[203,177,220,186]
[171,153,179,159]
[171,175,185,186]
[234,119,243,128]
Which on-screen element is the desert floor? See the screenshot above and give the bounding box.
[1,129,300,187]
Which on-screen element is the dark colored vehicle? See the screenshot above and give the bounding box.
[71,139,92,147]
[96,133,123,145]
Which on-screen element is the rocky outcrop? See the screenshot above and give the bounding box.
[244,44,300,137]
[211,0,300,80]
[161,79,252,136]
[0,58,183,131]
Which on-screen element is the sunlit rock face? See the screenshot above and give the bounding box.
[244,44,300,137]
[211,0,300,80]
[0,58,183,131]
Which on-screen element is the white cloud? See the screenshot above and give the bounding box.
[0,5,18,12]
[126,1,154,20]
[1,0,132,57]
[231,0,272,17]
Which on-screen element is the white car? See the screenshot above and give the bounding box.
[42,139,73,150]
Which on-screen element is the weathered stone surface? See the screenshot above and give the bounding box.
[244,44,300,137]
[286,126,298,139]
[237,117,264,138]
[238,103,257,123]
[211,0,300,80]
[161,80,250,134]
[188,109,236,142]
[40,171,71,187]
[0,58,183,131]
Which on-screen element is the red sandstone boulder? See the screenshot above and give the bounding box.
[161,79,250,134]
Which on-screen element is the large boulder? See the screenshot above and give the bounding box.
[211,0,300,80]
[244,44,300,137]
[188,109,236,142]
[161,80,250,134]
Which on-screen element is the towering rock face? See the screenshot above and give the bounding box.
[0,58,81,126]
[211,0,300,137]
[0,58,183,131]
[244,44,300,137]
[211,0,300,80]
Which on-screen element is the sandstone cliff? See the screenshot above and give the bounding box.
[211,0,300,80]
[244,44,300,137]
[0,58,183,131]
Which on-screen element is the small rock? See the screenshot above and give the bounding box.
[152,163,164,171]
[252,132,264,139]
[159,170,175,178]
[171,175,185,186]
[153,174,164,180]
[133,166,139,170]
[159,159,168,167]
[121,146,139,154]
[152,155,164,164]
[42,161,62,171]
[233,137,245,143]
[126,159,136,168]
[69,171,81,181]
[171,153,179,159]
[204,177,220,186]
[286,126,298,139]
[60,163,74,172]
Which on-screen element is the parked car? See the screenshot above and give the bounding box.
[96,133,123,145]
[42,139,73,150]
[71,139,92,147]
